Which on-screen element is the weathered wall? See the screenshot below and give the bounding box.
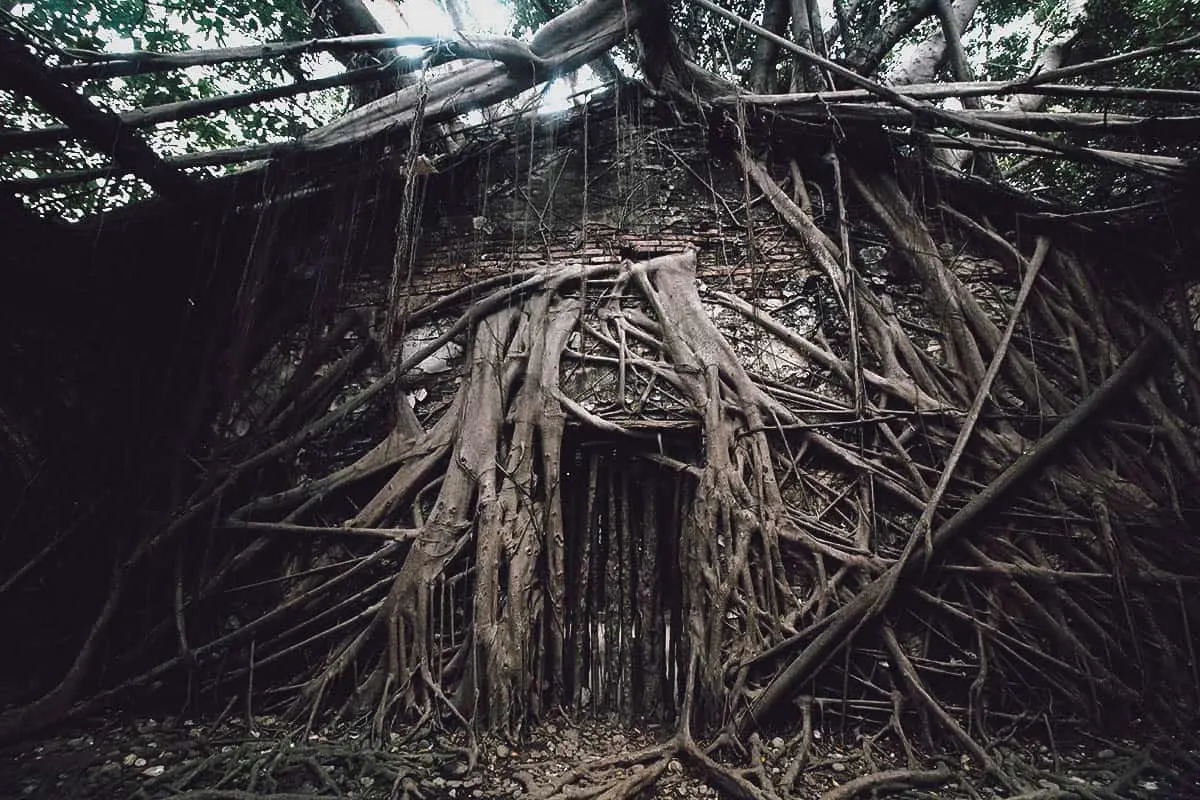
[354,86,821,307]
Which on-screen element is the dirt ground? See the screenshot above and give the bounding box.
[2,710,1198,800]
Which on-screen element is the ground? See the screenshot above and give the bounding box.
[2,712,1195,799]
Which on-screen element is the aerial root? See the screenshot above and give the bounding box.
[530,740,677,800]
[815,767,954,800]
[116,726,462,800]
[15,212,1195,800]
[526,719,967,800]
[780,696,814,786]
[169,246,1192,782]
[882,624,1013,789]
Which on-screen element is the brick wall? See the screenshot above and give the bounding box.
[366,86,816,305]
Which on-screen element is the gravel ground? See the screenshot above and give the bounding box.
[1,712,1196,799]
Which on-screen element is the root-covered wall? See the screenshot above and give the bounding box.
[346,88,815,297]
[4,86,1199,792]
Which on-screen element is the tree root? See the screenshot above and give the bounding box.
[817,767,954,800]
[12,186,1197,800]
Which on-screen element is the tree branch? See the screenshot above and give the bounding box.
[738,332,1161,734]
[885,0,979,86]
[817,766,953,800]
[6,0,638,195]
[0,33,194,200]
[1000,30,1200,91]
[685,0,1188,179]
[0,61,396,153]
[4,142,293,192]
[299,0,637,151]
[725,81,1200,106]
[1000,0,1087,114]
[842,0,933,76]
[753,103,1200,136]
[53,32,549,82]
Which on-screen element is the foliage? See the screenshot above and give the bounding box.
[966,0,1055,83]
[669,0,763,77]
[7,0,1200,217]
[2,0,347,217]
[1022,0,1200,205]
[1079,0,1200,89]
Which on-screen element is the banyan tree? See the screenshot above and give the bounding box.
[2,0,1199,797]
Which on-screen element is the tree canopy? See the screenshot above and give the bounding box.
[3,0,1199,216]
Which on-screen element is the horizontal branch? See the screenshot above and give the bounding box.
[0,60,396,154]
[765,101,1200,138]
[1000,31,1200,90]
[12,92,1189,196]
[220,519,419,541]
[911,131,1186,170]
[728,81,1200,107]
[53,32,549,82]
[5,88,565,193]
[687,0,1190,179]
[0,34,195,200]
[3,142,293,192]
